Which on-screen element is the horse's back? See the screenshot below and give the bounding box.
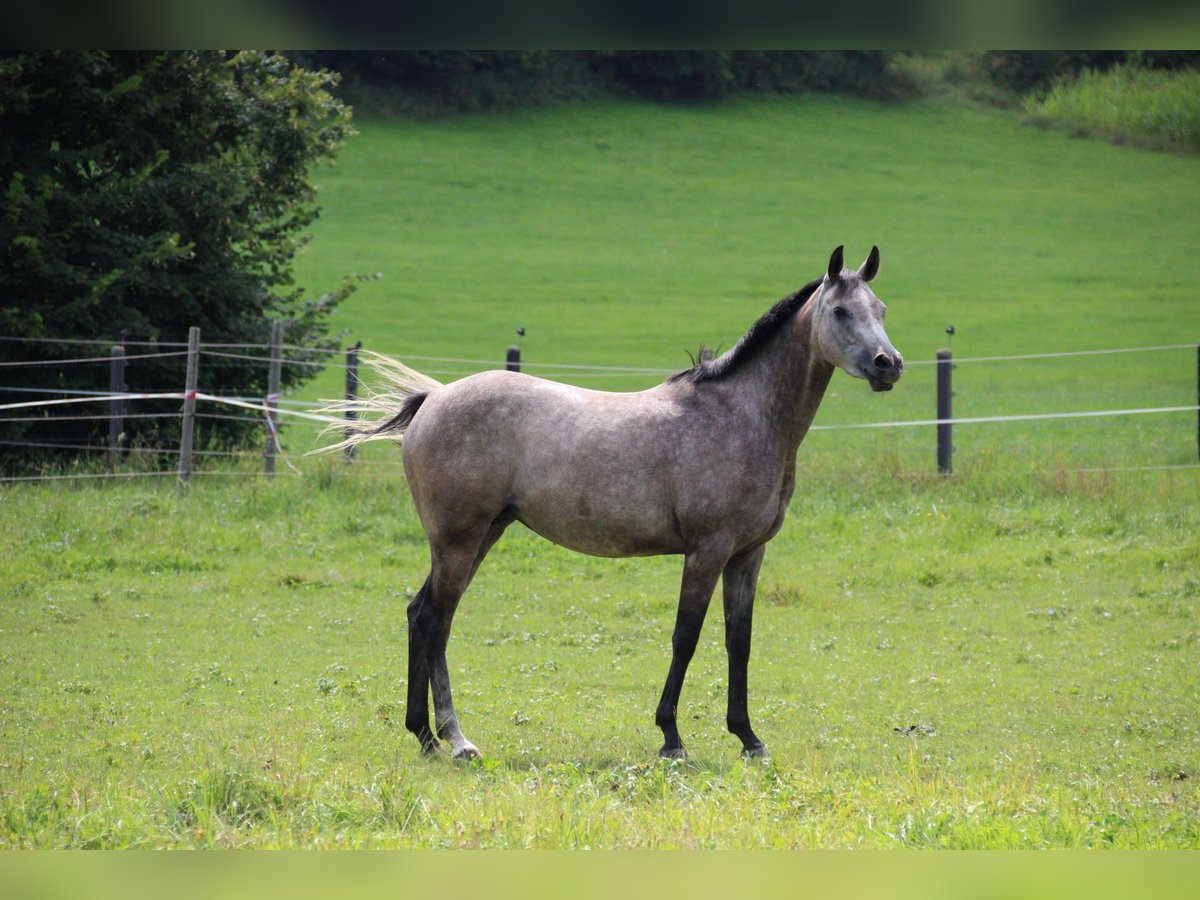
[401,371,691,555]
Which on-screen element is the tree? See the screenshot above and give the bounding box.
[0,51,356,470]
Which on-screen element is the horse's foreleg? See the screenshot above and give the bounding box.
[655,544,729,759]
[722,546,767,757]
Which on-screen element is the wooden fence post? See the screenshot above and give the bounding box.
[344,341,361,463]
[264,320,284,476]
[108,345,125,475]
[177,326,200,496]
[506,345,521,372]
[937,349,953,475]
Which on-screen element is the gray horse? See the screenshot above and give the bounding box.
[327,246,903,759]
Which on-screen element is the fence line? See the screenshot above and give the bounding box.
[904,343,1197,366]
[0,350,190,368]
[809,405,1200,432]
[0,470,177,483]
[0,385,293,403]
[0,336,189,348]
[201,349,338,369]
[13,390,1193,432]
[0,469,281,484]
[0,439,244,457]
[196,411,268,424]
[0,391,186,412]
[4,332,1198,485]
[0,385,181,397]
[0,411,176,423]
[6,336,1196,380]
[9,459,1194,486]
[4,385,1195,433]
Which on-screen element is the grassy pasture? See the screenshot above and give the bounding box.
[2,95,1199,848]
[0,464,1197,848]
[284,94,1199,471]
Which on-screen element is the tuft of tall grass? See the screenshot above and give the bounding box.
[1027,64,1200,151]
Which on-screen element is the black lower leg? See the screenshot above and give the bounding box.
[404,578,440,753]
[655,661,690,757]
[655,594,712,758]
[723,548,766,756]
[726,661,764,756]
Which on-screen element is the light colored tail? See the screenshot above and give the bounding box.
[311,351,443,455]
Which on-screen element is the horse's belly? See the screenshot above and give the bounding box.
[514,492,683,558]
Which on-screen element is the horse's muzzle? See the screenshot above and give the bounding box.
[866,352,903,392]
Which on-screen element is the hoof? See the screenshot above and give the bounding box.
[658,745,688,760]
[742,744,768,759]
[453,745,481,761]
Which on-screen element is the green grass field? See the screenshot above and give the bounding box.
[1,464,1197,847]
[286,94,1199,471]
[2,94,1199,848]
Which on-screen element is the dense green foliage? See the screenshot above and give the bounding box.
[296,51,1200,115]
[295,51,902,113]
[1,463,1197,847]
[1027,64,1200,151]
[979,52,1199,95]
[0,51,354,466]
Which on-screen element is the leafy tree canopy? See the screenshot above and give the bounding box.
[0,51,357,467]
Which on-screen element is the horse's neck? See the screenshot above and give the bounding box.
[740,306,834,452]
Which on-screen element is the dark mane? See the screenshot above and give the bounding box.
[669,278,823,384]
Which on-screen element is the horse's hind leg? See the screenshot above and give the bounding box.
[405,577,441,753]
[406,519,509,759]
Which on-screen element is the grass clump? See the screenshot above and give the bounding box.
[1027,64,1200,151]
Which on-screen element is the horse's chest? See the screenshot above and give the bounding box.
[751,461,797,544]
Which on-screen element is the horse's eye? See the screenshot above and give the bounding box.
[833,306,849,320]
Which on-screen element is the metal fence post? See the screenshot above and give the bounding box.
[344,341,361,463]
[264,320,284,476]
[177,326,200,496]
[937,349,953,474]
[108,345,125,475]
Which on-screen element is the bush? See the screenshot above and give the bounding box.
[1026,64,1200,151]
[887,52,1019,107]
[983,51,1200,95]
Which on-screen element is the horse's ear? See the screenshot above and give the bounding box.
[858,245,880,282]
[826,245,844,281]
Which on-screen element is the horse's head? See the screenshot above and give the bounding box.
[811,245,903,392]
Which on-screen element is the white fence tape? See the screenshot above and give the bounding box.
[3,387,1196,432]
[809,405,1200,431]
[0,391,186,412]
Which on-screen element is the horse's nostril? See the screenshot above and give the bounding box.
[874,353,894,370]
